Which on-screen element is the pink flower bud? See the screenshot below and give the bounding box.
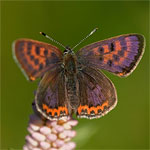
[24,113,78,150]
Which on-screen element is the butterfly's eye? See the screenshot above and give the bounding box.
[64,49,68,54]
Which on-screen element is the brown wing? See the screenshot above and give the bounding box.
[35,67,69,120]
[76,67,117,119]
[13,39,63,81]
[77,34,145,77]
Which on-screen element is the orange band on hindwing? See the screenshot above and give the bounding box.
[77,100,109,115]
[42,104,68,117]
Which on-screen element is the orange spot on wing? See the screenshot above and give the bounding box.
[97,100,109,112]
[24,43,49,72]
[103,45,109,53]
[23,44,39,70]
[77,105,82,114]
[47,108,52,113]
[89,107,98,114]
[78,100,109,115]
[118,57,124,63]
[113,59,119,65]
[109,40,122,56]
[38,47,47,65]
[93,47,99,55]
[118,48,129,66]
[103,40,123,65]
[102,100,109,107]
[103,54,113,64]
[30,76,36,81]
[42,104,68,117]
[118,72,124,76]
[115,40,121,51]
[77,105,90,114]
[43,104,48,110]
[52,108,57,116]
[30,46,46,66]
[124,51,128,57]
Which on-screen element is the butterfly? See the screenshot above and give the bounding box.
[13,29,145,120]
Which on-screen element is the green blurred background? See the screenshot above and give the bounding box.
[1,1,149,149]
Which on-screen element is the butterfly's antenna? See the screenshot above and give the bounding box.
[72,28,98,50]
[40,32,66,49]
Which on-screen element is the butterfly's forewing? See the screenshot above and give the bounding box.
[77,34,145,77]
[77,67,117,119]
[35,67,69,120]
[13,39,63,81]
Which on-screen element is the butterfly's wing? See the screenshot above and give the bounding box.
[35,66,69,120]
[13,39,63,81]
[77,34,145,77]
[77,67,117,119]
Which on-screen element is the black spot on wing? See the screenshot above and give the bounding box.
[98,47,104,54]
[44,49,48,55]
[51,52,58,58]
[110,43,114,51]
[27,42,32,50]
[22,58,27,64]
[30,55,34,60]
[39,63,43,70]
[18,41,24,51]
[27,64,33,70]
[54,112,58,116]
[35,47,40,55]
[113,54,120,61]
[99,56,103,62]
[34,59,39,65]
[27,50,31,55]
[27,42,32,55]
[46,59,49,66]
[107,60,112,67]
[118,50,124,57]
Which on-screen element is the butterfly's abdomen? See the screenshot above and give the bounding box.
[64,53,79,110]
[66,76,79,109]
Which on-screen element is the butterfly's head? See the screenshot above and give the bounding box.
[63,46,73,55]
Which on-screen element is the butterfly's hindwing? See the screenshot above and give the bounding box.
[77,67,117,119]
[77,34,145,77]
[35,67,69,120]
[13,39,63,81]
